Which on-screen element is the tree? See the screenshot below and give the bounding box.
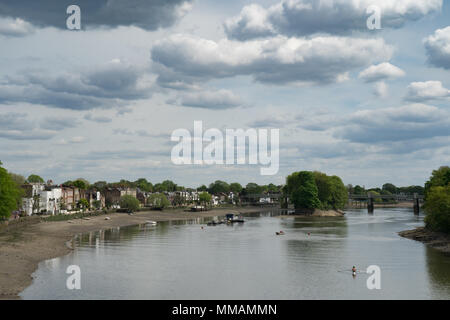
[229,182,243,194]
[353,185,365,195]
[244,183,263,195]
[286,171,321,210]
[424,186,450,233]
[199,192,212,207]
[77,198,90,211]
[135,178,153,192]
[208,180,230,195]
[425,166,450,200]
[119,195,141,212]
[382,183,397,194]
[148,193,170,210]
[0,162,22,219]
[73,179,89,190]
[27,174,44,183]
[197,185,208,192]
[313,171,332,205]
[328,176,348,209]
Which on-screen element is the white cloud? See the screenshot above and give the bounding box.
[406,81,450,102]
[152,34,393,86]
[225,0,442,40]
[374,81,389,98]
[358,62,405,83]
[0,17,34,37]
[424,26,450,69]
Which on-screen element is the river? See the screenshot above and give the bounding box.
[20,208,450,299]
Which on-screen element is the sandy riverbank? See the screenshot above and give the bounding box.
[399,227,450,254]
[0,206,267,300]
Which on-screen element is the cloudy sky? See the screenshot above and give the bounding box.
[0,0,449,188]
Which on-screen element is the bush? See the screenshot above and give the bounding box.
[119,195,140,212]
[0,164,22,220]
[147,193,170,210]
[424,186,450,233]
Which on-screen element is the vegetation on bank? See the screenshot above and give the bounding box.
[424,166,450,233]
[285,171,347,211]
[0,161,23,220]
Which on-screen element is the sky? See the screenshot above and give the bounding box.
[0,0,449,189]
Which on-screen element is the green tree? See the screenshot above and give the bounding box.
[27,174,44,183]
[208,180,230,195]
[10,173,26,186]
[199,192,212,207]
[313,171,332,205]
[424,186,450,233]
[382,183,397,194]
[244,183,263,195]
[135,178,153,192]
[197,185,208,192]
[77,198,90,211]
[425,166,450,199]
[148,193,170,210]
[353,185,365,195]
[286,171,321,210]
[73,179,89,190]
[328,176,348,209]
[119,195,141,212]
[229,183,243,194]
[0,161,22,219]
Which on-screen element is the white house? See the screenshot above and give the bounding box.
[21,184,62,216]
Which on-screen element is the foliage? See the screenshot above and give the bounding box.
[286,171,321,210]
[153,180,177,192]
[209,180,230,194]
[119,195,141,212]
[244,183,263,195]
[10,173,26,186]
[147,193,170,210]
[425,166,450,199]
[229,182,243,194]
[353,185,365,195]
[135,178,153,192]
[27,174,44,183]
[73,179,89,190]
[197,185,208,192]
[0,162,23,219]
[77,198,90,210]
[199,192,212,207]
[382,183,397,194]
[424,186,450,233]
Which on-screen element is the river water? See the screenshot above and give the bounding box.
[20,208,450,299]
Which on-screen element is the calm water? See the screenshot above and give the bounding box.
[21,208,450,299]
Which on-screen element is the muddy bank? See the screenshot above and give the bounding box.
[277,209,345,218]
[399,227,450,254]
[0,206,267,300]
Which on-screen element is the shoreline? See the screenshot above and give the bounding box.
[398,227,450,254]
[0,206,268,300]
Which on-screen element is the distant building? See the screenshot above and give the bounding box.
[21,183,62,215]
[104,187,137,207]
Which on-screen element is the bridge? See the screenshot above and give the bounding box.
[348,193,423,214]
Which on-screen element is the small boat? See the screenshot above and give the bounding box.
[146,220,157,225]
[225,213,245,223]
[276,231,285,235]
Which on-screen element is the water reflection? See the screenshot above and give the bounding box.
[21,208,450,300]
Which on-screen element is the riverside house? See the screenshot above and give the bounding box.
[104,187,137,207]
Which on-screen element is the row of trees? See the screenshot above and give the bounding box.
[285,171,348,211]
[424,166,450,233]
[348,183,425,196]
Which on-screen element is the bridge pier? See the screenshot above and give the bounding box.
[367,194,374,214]
[413,193,420,215]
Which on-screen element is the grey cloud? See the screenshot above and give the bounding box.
[0,0,192,31]
[40,117,79,131]
[0,60,152,110]
[84,114,112,123]
[0,112,56,140]
[334,104,450,143]
[424,26,450,69]
[171,89,242,109]
[151,34,392,86]
[225,0,442,40]
[76,149,170,161]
